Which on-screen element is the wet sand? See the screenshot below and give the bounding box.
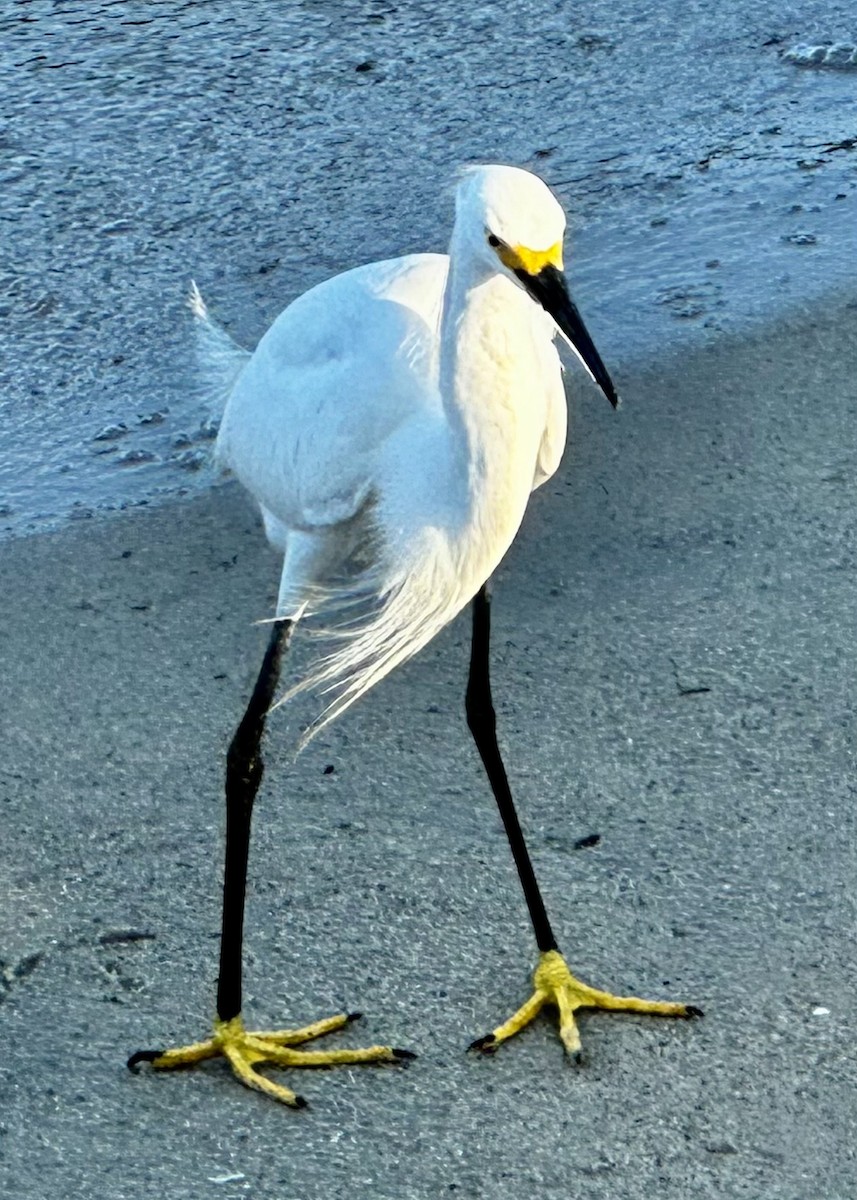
[2,294,856,1197]
[4,0,857,538]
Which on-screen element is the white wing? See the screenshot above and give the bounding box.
[215,254,448,532]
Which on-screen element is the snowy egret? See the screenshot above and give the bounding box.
[129,165,700,1107]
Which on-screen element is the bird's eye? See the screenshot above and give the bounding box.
[487,234,500,248]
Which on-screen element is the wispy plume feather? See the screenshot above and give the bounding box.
[188,281,251,421]
[274,533,472,749]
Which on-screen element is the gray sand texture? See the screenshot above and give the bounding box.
[2,4,857,1199]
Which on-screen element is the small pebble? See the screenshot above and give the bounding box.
[173,449,207,471]
[116,449,156,466]
[93,423,129,442]
[197,418,219,440]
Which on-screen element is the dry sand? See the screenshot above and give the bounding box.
[2,297,857,1197]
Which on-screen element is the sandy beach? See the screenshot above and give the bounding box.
[2,294,856,1197]
[4,1,857,1194]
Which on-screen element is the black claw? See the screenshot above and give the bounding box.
[392,1047,417,1061]
[684,1005,705,1019]
[293,1095,309,1110]
[567,1049,585,1067]
[346,1011,363,1023]
[127,1049,162,1072]
[468,1034,497,1054]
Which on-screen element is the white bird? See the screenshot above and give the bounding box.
[130,164,700,1108]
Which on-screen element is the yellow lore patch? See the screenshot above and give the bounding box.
[497,240,563,276]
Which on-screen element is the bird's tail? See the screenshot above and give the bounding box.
[276,533,475,750]
[187,281,251,420]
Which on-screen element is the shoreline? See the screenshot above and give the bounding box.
[4,1,857,543]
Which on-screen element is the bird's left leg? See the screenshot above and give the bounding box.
[129,620,410,1107]
[464,583,701,1061]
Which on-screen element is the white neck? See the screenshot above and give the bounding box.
[435,229,549,576]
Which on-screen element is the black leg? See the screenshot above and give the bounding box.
[465,584,558,955]
[128,613,413,1099]
[217,619,292,1023]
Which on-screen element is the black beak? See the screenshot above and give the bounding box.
[515,265,619,408]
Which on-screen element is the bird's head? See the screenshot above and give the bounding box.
[454,165,619,408]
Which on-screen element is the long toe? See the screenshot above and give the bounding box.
[556,988,583,1059]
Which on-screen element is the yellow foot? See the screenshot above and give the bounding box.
[128,1011,414,1107]
[469,950,702,1062]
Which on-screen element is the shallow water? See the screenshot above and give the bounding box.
[1,0,855,539]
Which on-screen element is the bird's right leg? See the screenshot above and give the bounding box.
[129,620,411,1107]
[464,583,702,1061]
